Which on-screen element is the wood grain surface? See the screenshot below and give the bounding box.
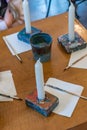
[0,13,87,130]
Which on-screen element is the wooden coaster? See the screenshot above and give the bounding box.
[58,32,87,53]
[17,26,41,44]
[25,89,59,116]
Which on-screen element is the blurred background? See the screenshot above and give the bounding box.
[28,0,87,29]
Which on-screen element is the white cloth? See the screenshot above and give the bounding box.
[0,20,8,31]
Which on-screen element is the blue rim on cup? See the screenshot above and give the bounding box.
[30,33,52,62]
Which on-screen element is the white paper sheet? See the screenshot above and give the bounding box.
[0,70,17,101]
[45,78,83,117]
[68,47,87,69]
[3,32,31,55]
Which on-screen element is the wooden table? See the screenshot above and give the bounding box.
[0,13,87,130]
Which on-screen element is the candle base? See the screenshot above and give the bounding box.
[58,32,87,53]
[25,89,59,117]
[17,26,41,44]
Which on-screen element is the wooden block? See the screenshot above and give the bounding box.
[58,32,86,53]
[25,89,59,116]
[17,27,41,44]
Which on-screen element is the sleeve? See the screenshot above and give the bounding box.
[0,20,8,31]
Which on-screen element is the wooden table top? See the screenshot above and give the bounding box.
[0,13,87,130]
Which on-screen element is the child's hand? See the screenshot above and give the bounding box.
[4,8,14,28]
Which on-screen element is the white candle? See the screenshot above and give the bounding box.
[22,0,31,33]
[35,59,45,100]
[68,2,75,41]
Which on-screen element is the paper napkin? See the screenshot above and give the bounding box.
[0,70,17,101]
[68,47,87,69]
[45,78,84,117]
[3,32,31,55]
